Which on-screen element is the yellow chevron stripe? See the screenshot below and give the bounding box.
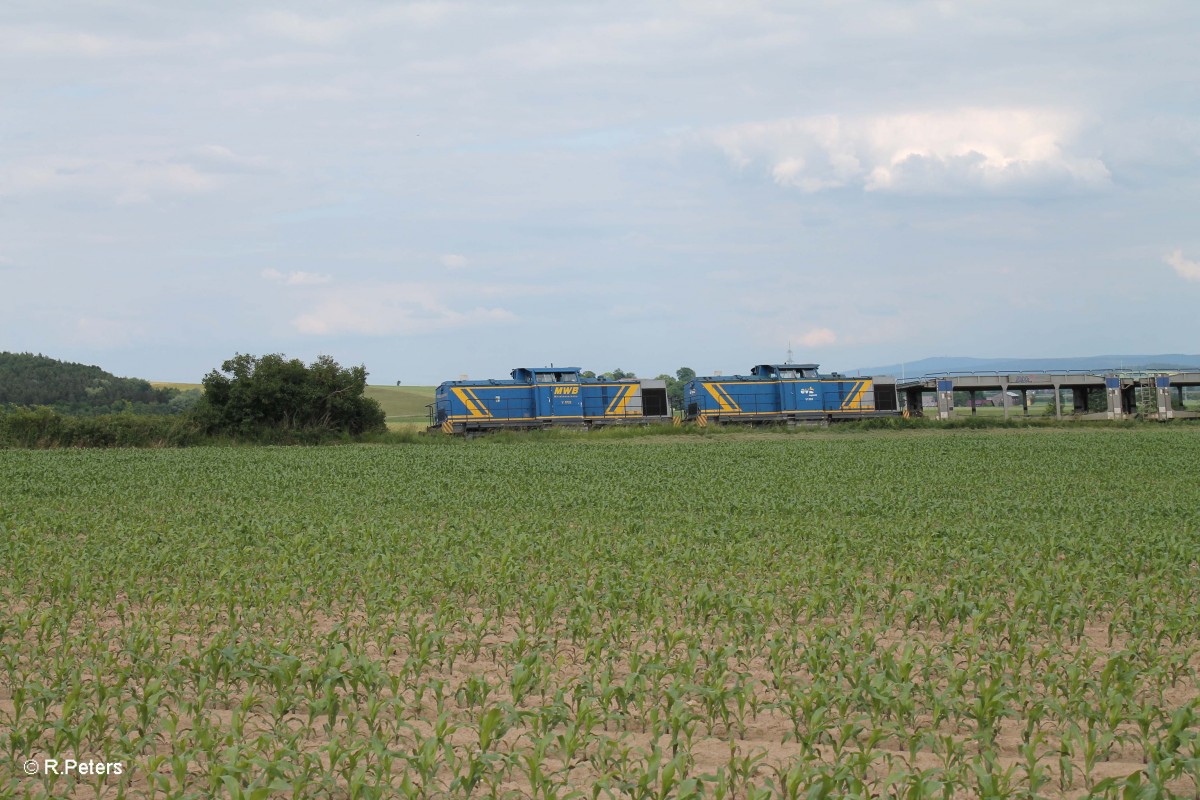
[452,387,487,418]
[605,384,632,415]
[839,380,861,410]
[612,384,637,416]
[854,380,872,408]
[714,384,736,410]
[842,380,871,410]
[465,388,493,418]
[703,382,739,412]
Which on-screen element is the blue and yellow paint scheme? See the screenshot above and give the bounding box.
[683,364,899,424]
[432,367,672,433]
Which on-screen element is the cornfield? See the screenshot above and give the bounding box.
[2,428,1198,798]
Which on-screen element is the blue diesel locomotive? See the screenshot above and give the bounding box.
[431,367,672,433]
[683,363,899,425]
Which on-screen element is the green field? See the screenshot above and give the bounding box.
[362,386,436,428]
[3,429,1199,798]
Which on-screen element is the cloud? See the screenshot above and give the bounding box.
[252,12,355,45]
[797,328,837,347]
[0,25,146,57]
[713,108,1111,195]
[261,268,333,286]
[0,23,229,59]
[439,254,469,269]
[291,283,516,335]
[252,6,452,46]
[169,145,271,175]
[1,155,221,203]
[0,144,269,203]
[609,302,672,319]
[75,317,140,348]
[1165,250,1200,282]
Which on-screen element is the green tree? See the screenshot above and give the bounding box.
[654,367,695,410]
[196,353,385,436]
[0,351,180,415]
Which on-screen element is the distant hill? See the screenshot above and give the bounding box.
[849,354,1200,378]
[0,352,189,415]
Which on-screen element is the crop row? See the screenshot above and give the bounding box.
[1,429,1198,797]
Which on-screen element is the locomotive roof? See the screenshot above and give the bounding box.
[685,364,827,381]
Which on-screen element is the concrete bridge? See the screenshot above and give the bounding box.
[895,370,1200,421]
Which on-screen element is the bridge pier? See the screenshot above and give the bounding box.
[1053,383,1062,420]
[1106,378,1124,420]
[936,380,954,420]
[969,390,977,415]
[1001,382,1010,420]
[1155,377,1174,420]
[1020,389,1029,416]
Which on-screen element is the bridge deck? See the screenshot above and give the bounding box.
[892,370,1200,421]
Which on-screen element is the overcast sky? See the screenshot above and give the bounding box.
[2,1,1198,383]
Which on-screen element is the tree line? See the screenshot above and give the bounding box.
[1,352,386,445]
[0,352,189,415]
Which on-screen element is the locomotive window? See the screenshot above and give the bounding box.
[779,369,796,379]
[537,373,554,383]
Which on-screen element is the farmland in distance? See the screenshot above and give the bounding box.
[2,428,1198,798]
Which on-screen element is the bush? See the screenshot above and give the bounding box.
[0,407,204,448]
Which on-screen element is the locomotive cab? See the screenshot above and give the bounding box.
[513,367,581,384]
[752,364,819,379]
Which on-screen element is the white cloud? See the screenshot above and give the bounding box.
[261,268,332,286]
[0,155,220,203]
[797,328,837,347]
[291,283,516,335]
[439,254,469,269]
[252,12,355,46]
[1165,250,1200,282]
[0,145,268,202]
[75,317,140,348]
[609,302,673,319]
[0,24,228,58]
[0,25,141,57]
[713,108,1111,195]
[169,145,271,175]
[252,5,451,46]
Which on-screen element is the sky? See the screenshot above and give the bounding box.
[2,1,1198,384]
